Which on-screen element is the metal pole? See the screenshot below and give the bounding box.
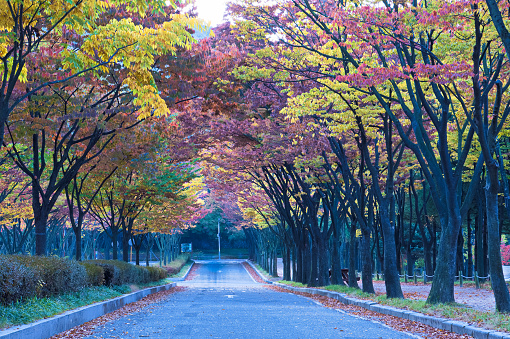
[218,218,221,260]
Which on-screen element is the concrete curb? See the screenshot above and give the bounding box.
[0,283,176,339]
[170,260,195,282]
[244,260,273,284]
[269,281,510,339]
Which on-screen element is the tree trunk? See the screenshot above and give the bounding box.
[348,223,359,288]
[74,227,82,261]
[272,249,278,277]
[284,245,291,281]
[34,210,49,256]
[427,213,461,304]
[135,247,140,265]
[330,237,344,285]
[112,229,119,260]
[317,237,330,286]
[380,206,403,298]
[361,229,375,293]
[467,214,473,278]
[486,164,510,312]
[309,239,319,287]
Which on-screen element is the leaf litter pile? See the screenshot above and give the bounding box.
[241,262,267,283]
[51,286,186,339]
[184,262,201,280]
[242,263,469,339]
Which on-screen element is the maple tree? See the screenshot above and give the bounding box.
[0,1,209,256]
[0,0,205,151]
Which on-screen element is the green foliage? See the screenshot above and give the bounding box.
[0,256,37,305]
[83,260,168,285]
[147,266,168,281]
[164,253,191,276]
[85,262,120,286]
[181,208,246,250]
[80,262,105,287]
[10,255,88,298]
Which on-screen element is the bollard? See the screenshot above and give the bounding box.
[475,271,480,289]
[459,271,463,288]
[414,272,417,284]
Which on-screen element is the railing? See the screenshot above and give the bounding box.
[371,270,491,288]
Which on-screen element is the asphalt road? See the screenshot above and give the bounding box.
[84,260,417,339]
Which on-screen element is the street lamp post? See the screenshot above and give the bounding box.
[218,218,221,260]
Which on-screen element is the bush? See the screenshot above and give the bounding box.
[163,254,190,276]
[80,262,104,286]
[84,260,166,285]
[0,256,37,305]
[106,260,142,284]
[147,266,168,281]
[11,255,87,297]
[83,261,120,286]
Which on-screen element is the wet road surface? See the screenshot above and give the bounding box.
[84,260,418,339]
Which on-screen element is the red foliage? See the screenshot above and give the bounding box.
[501,243,510,265]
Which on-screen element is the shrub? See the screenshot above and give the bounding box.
[84,260,168,285]
[83,261,120,286]
[135,265,150,284]
[108,260,142,284]
[163,266,181,276]
[163,254,190,276]
[80,262,104,286]
[85,260,142,285]
[11,255,87,297]
[0,256,37,305]
[147,266,167,281]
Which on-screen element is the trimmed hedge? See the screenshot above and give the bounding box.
[0,256,37,305]
[11,255,88,298]
[0,255,88,305]
[81,262,105,286]
[0,255,168,306]
[83,260,167,286]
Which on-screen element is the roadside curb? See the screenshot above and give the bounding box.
[170,260,195,281]
[272,282,510,339]
[245,260,273,284]
[0,283,176,339]
[246,262,510,339]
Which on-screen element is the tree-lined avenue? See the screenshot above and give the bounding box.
[84,261,415,339]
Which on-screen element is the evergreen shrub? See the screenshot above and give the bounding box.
[0,255,37,305]
[11,255,87,297]
[80,262,105,286]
